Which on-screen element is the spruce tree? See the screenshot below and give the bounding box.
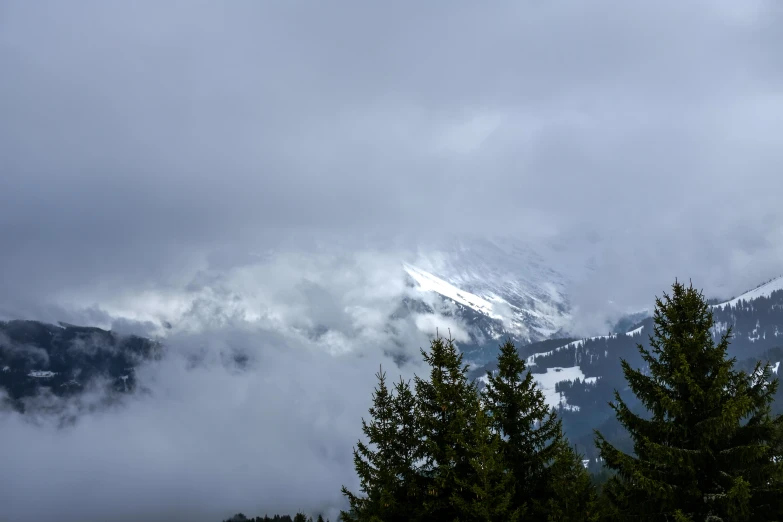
[595,280,783,521]
[452,391,521,522]
[340,366,400,522]
[414,335,479,521]
[483,339,592,519]
[389,376,421,519]
[545,441,598,522]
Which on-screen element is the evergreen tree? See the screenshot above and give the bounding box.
[545,442,598,522]
[595,280,783,521]
[483,339,592,520]
[389,376,422,520]
[340,366,400,522]
[414,335,479,521]
[451,391,521,522]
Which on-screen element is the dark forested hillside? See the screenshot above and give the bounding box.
[0,320,162,412]
[469,286,783,462]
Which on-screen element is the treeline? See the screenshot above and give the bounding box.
[222,513,330,522]
[340,281,783,521]
[225,281,783,521]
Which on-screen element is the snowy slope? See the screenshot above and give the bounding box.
[403,263,502,321]
[526,325,645,367]
[478,366,586,410]
[405,238,579,343]
[403,261,572,344]
[713,276,783,309]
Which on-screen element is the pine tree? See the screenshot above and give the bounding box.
[452,391,521,522]
[595,280,783,521]
[483,339,591,519]
[414,335,479,521]
[340,366,400,522]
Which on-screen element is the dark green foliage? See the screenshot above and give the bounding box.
[339,335,602,522]
[340,366,406,522]
[483,339,595,520]
[545,442,598,522]
[451,391,521,522]
[595,280,783,521]
[413,335,479,521]
[389,376,420,520]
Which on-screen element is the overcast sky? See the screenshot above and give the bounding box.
[1,0,783,520]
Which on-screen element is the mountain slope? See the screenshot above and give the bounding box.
[466,277,783,464]
[401,257,572,364]
[712,275,783,309]
[409,238,575,341]
[0,320,162,413]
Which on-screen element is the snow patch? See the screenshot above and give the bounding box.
[476,366,587,411]
[28,370,56,378]
[626,325,644,336]
[2,366,9,373]
[713,276,783,309]
[772,362,780,375]
[534,366,585,410]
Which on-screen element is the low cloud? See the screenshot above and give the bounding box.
[0,250,462,522]
[0,333,402,521]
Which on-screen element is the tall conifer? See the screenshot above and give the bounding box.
[452,391,521,522]
[340,366,400,522]
[414,335,478,521]
[389,376,421,521]
[483,339,593,519]
[595,280,783,521]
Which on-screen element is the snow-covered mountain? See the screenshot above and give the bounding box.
[400,238,584,363]
[409,238,577,336]
[400,262,571,364]
[402,262,570,340]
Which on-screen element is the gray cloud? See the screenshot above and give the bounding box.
[0,327,414,522]
[0,252,446,521]
[1,0,781,306]
[1,0,783,519]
